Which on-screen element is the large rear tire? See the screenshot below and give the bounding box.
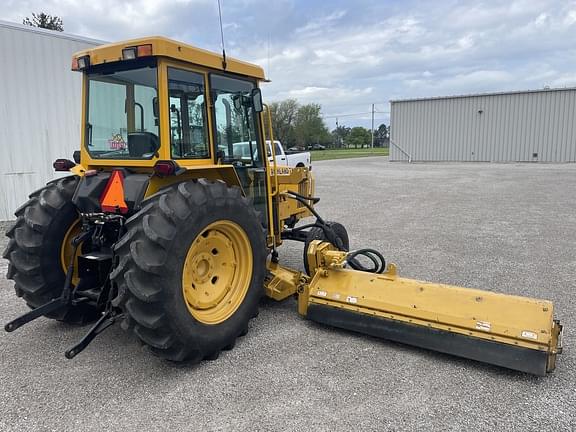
[3,176,99,323]
[111,179,266,362]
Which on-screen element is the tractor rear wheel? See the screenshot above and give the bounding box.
[111,179,266,362]
[3,176,99,323]
[303,221,349,275]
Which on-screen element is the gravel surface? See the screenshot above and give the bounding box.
[1,158,574,431]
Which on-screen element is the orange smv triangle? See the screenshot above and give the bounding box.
[100,170,129,214]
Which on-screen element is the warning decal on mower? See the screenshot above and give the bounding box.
[475,321,491,332]
[521,330,538,340]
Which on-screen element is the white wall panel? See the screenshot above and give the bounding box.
[390,88,576,163]
[0,21,103,220]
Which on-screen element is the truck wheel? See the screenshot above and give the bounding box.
[3,176,99,323]
[111,179,266,362]
[303,221,349,275]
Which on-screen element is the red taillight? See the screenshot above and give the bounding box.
[53,159,76,171]
[153,160,182,177]
[137,44,153,57]
[72,55,90,71]
[99,170,129,214]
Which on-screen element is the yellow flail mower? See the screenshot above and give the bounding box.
[4,37,562,375]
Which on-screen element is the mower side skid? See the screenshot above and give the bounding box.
[298,265,562,376]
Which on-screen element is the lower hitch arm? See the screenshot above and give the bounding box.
[65,310,123,359]
[4,298,67,332]
[4,229,92,333]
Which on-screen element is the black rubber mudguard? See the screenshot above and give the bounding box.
[72,171,150,214]
[307,303,549,376]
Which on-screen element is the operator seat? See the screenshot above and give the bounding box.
[128,132,159,157]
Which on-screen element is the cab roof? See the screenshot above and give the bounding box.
[73,35,266,80]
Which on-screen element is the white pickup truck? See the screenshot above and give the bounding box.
[266,140,311,168]
[227,140,311,168]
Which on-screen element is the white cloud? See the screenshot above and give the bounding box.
[550,74,576,87]
[4,0,576,129]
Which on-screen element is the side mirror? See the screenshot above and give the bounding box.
[251,88,263,113]
[153,97,159,118]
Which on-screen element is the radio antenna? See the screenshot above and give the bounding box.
[217,0,227,70]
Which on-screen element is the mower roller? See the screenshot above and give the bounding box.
[3,36,562,375]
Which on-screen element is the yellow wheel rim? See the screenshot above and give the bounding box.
[60,219,82,286]
[182,220,253,325]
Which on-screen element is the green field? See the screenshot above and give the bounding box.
[310,147,389,161]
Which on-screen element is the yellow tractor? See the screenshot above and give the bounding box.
[3,37,562,375]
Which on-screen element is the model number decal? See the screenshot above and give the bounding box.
[270,167,292,176]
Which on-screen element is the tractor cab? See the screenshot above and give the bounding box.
[72,37,280,223]
[67,36,313,241]
[72,37,266,166]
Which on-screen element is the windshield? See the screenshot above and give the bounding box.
[86,64,159,159]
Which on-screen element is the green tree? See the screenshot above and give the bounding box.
[23,13,64,31]
[294,103,330,148]
[375,123,389,148]
[331,125,350,148]
[345,127,371,149]
[267,99,299,147]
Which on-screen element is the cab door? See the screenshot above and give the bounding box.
[209,74,268,219]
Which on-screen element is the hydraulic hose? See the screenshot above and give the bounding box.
[283,191,386,274]
[346,249,386,274]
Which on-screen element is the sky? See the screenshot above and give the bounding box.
[4,0,576,129]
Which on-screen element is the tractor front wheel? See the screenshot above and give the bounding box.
[111,179,266,362]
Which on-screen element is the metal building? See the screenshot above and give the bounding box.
[0,21,103,220]
[389,88,576,162]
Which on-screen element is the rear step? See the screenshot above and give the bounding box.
[300,265,562,376]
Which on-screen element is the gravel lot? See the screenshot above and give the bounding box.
[1,157,575,431]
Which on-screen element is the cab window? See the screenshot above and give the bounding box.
[168,68,209,159]
[86,63,159,159]
[210,74,261,166]
[211,74,267,214]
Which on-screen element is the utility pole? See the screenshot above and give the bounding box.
[370,103,375,148]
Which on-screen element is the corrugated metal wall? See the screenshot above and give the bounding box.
[0,21,103,220]
[390,88,576,162]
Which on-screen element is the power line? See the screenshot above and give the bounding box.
[321,111,389,119]
[321,101,391,108]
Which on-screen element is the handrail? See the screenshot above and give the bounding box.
[263,103,279,194]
